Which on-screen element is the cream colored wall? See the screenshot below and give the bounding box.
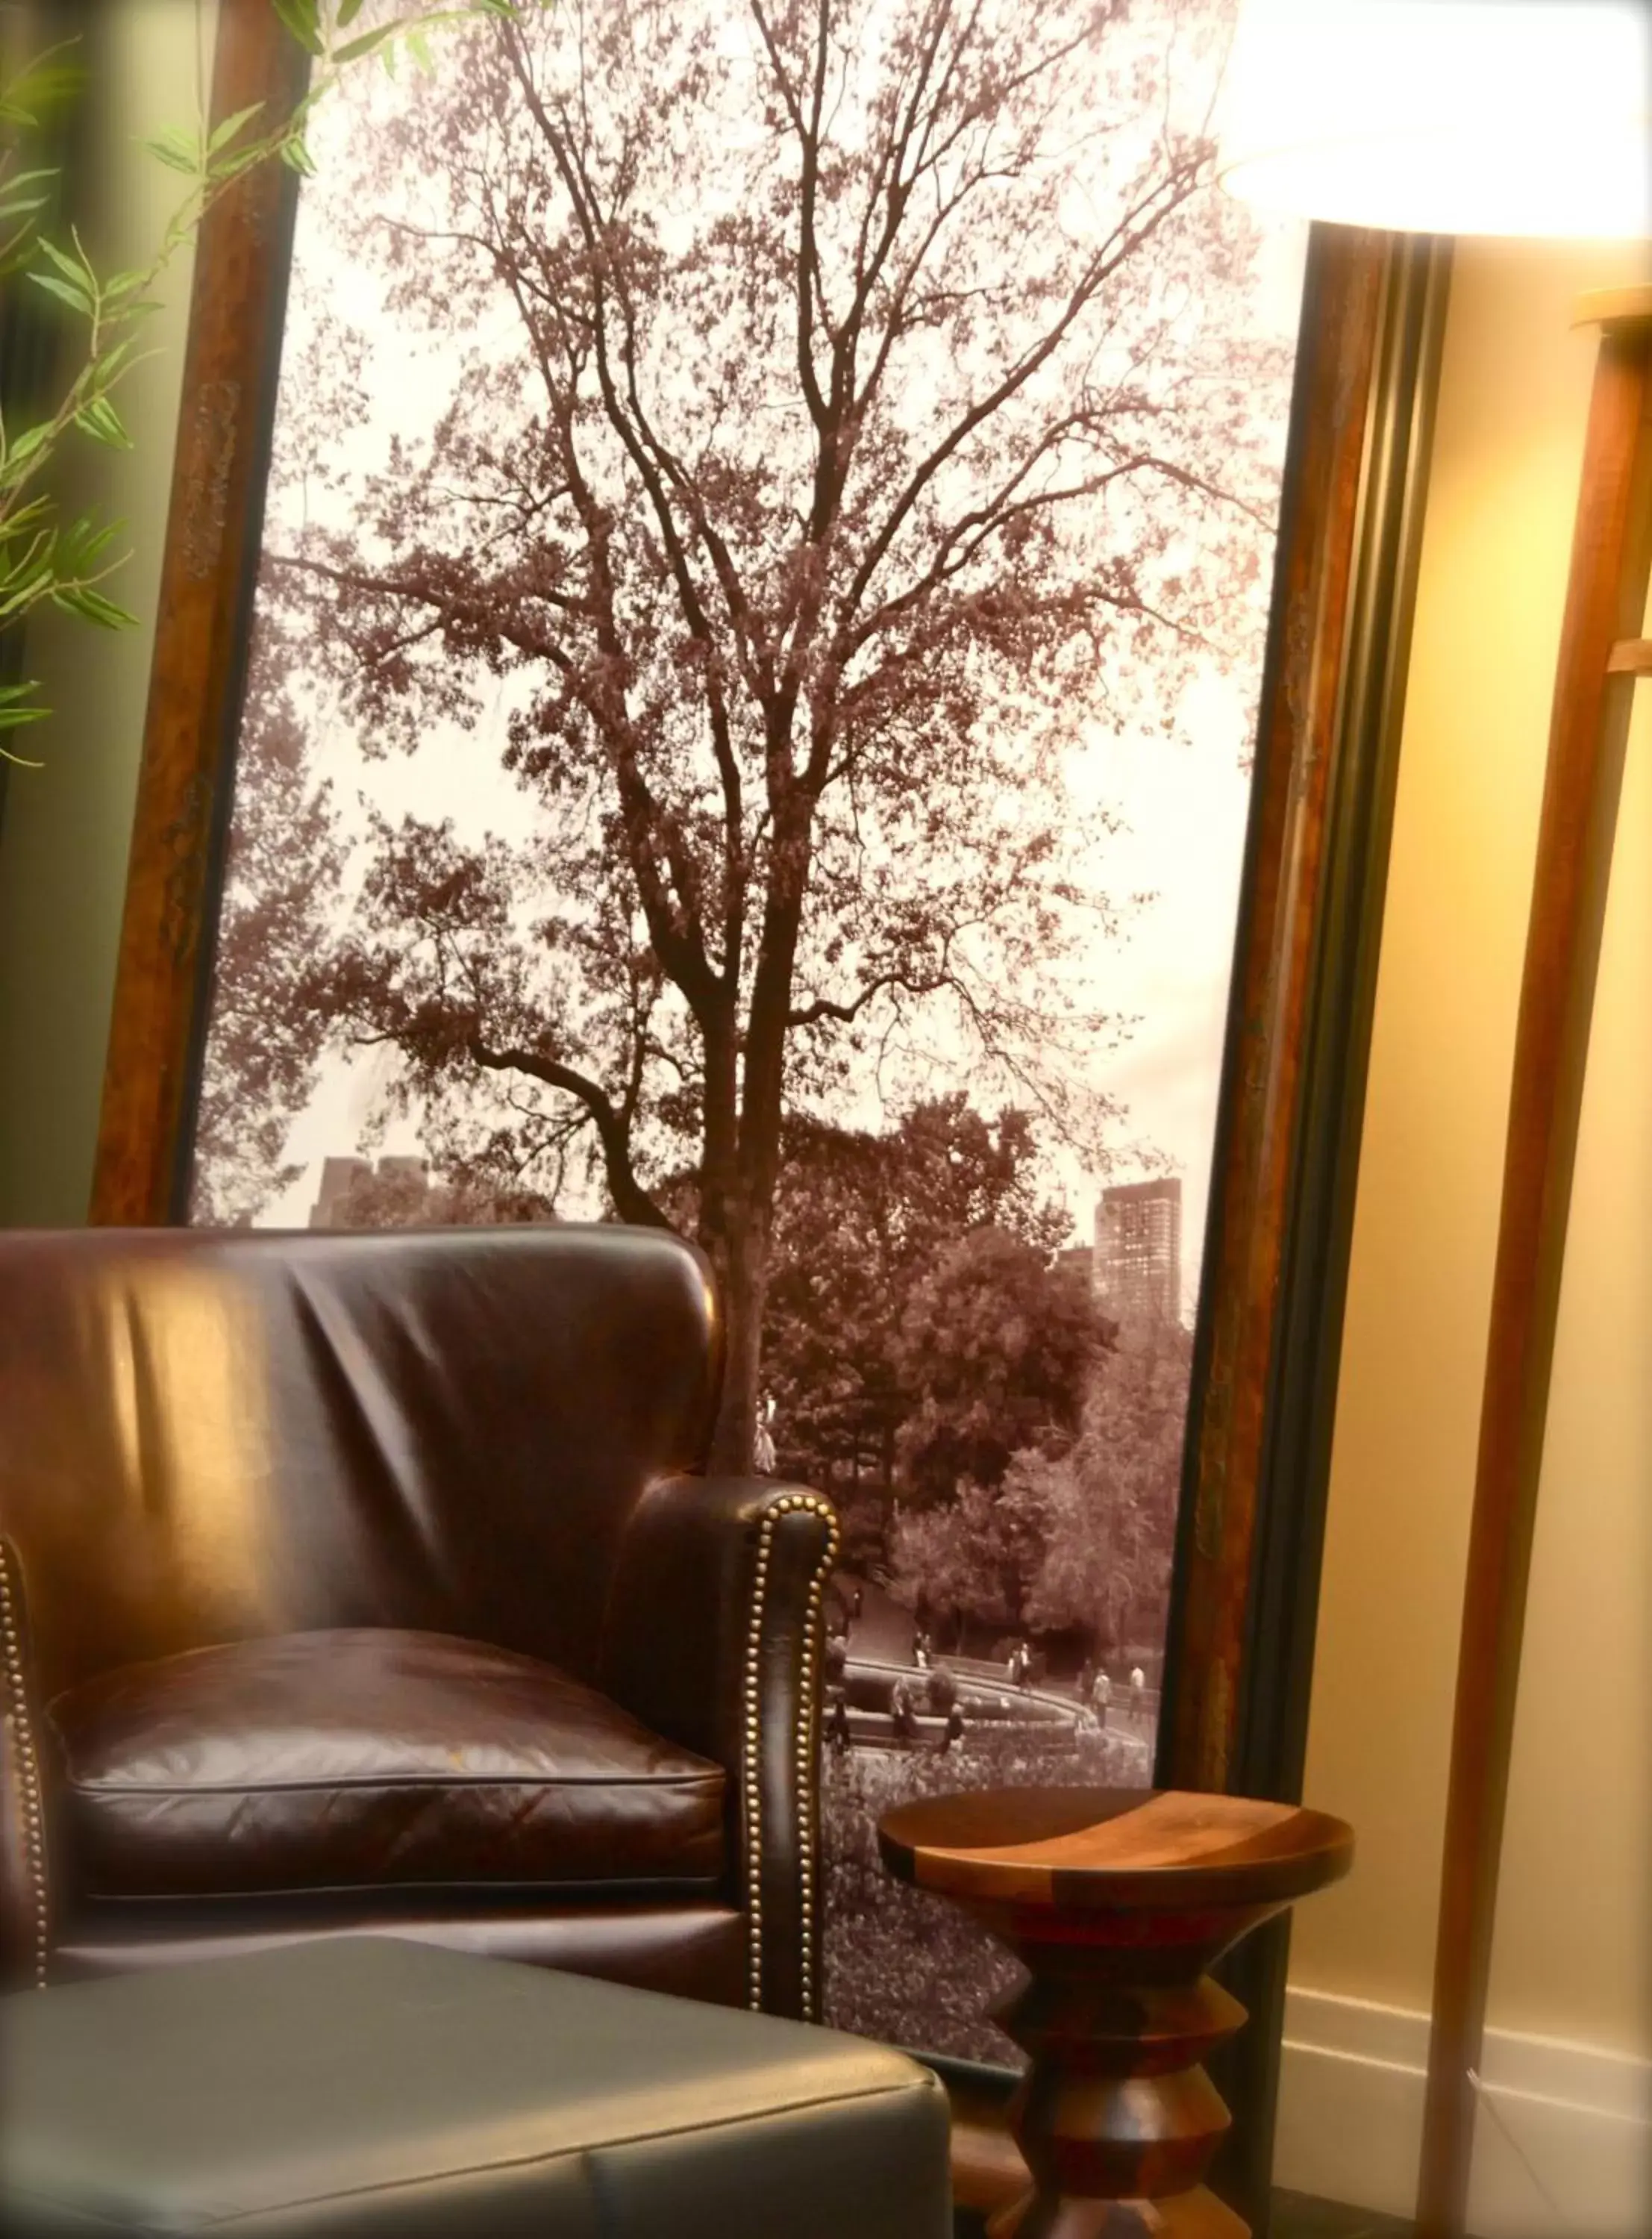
[1291,233,1652,2065]
[0,0,216,1223]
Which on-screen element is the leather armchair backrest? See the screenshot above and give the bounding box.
[0,1225,721,1698]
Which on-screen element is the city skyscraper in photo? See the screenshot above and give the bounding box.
[1095,1178,1184,1325]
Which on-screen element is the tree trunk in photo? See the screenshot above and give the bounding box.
[708,1199,771,1476]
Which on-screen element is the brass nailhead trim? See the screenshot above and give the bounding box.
[741,1493,839,2017]
[0,1545,48,1990]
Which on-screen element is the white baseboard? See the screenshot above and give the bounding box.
[1274,1985,1651,2238]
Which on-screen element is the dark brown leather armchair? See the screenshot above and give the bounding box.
[0,1225,837,2019]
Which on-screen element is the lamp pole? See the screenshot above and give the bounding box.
[1415,284,1652,2239]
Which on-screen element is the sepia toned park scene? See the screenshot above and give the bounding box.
[190,0,1305,2062]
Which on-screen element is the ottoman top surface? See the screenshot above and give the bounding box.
[1,1939,938,2233]
[878,1785,1353,1911]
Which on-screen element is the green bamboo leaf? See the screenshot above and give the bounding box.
[59,516,121,565]
[336,25,400,63]
[0,702,50,729]
[0,580,52,619]
[90,339,145,386]
[51,584,137,629]
[0,525,52,576]
[0,563,50,602]
[151,122,202,160]
[206,143,272,184]
[1,531,54,570]
[145,143,201,178]
[279,131,317,175]
[38,234,96,289]
[1,423,49,465]
[208,99,266,153]
[0,499,52,540]
[144,125,203,177]
[338,0,367,24]
[0,52,87,129]
[272,0,325,56]
[26,269,92,315]
[8,435,56,480]
[75,398,134,449]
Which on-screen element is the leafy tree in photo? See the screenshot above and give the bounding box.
[1006,1310,1192,1657]
[190,652,346,1225]
[891,1222,1102,1505]
[763,1094,1069,1508]
[243,0,1287,1466]
[886,1473,1046,1642]
[879,1220,1103,1635]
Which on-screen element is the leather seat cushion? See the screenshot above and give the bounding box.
[2,1939,953,2239]
[46,1628,727,1902]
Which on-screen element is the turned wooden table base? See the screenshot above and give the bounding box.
[878,1787,1354,2239]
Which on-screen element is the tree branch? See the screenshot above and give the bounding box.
[469,1037,675,1231]
[786,965,952,1029]
[838,151,1209,631]
[748,0,833,434]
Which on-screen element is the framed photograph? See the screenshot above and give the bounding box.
[93,0,1445,2214]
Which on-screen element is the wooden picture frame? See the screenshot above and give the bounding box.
[1157,224,1451,2222]
[90,0,307,1224]
[91,1,1450,2217]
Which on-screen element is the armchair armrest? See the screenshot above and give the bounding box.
[0,1536,51,1990]
[598,1476,839,2022]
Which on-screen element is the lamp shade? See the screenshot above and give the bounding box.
[1215,1,1652,240]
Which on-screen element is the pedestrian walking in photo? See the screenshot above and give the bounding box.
[753,1393,777,1476]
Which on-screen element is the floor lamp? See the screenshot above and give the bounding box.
[1215,7,1652,2237]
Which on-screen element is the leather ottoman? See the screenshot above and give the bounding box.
[0,1939,951,2238]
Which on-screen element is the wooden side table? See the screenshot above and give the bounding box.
[878,1786,1353,2238]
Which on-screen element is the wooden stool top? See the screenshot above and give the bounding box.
[878,1786,1353,1913]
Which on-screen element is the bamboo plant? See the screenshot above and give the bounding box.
[0,0,529,763]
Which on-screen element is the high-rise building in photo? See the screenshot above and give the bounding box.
[307,1153,431,1228]
[1094,1177,1183,1324]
